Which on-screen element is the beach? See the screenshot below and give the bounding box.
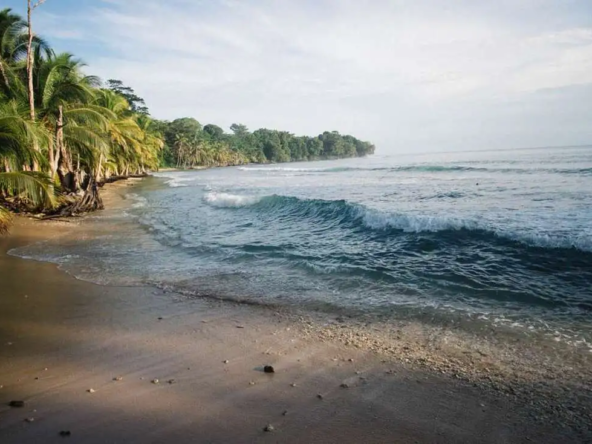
[0,183,591,443]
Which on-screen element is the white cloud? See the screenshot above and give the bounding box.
[35,0,592,151]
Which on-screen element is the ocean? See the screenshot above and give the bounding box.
[11,146,592,352]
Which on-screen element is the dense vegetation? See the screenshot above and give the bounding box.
[157,118,375,168]
[0,5,374,233]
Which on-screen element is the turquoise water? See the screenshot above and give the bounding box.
[11,146,592,347]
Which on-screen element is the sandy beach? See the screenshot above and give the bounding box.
[1,186,591,443]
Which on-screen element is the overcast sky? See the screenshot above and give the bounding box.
[5,0,592,152]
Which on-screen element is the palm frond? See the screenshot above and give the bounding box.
[0,171,55,209]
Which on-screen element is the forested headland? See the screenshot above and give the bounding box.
[0,5,374,233]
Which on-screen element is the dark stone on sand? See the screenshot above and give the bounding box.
[9,400,25,408]
[282,410,288,416]
[263,424,275,432]
[340,383,349,388]
[59,430,72,437]
[317,394,324,400]
[157,317,163,320]
[25,418,35,423]
[264,365,275,373]
[168,379,176,384]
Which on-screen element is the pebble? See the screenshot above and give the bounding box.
[25,418,35,423]
[263,424,275,432]
[290,383,297,387]
[151,379,159,384]
[264,365,275,373]
[249,381,256,386]
[223,360,229,364]
[340,383,350,389]
[113,377,123,381]
[59,430,72,437]
[87,388,95,393]
[9,400,25,408]
[317,394,324,400]
[282,410,288,416]
[167,379,176,384]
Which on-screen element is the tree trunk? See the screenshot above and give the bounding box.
[50,105,63,179]
[57,144,77,193]
[26,0,38,171]
[71,176,103,213]
[0,59,10,89]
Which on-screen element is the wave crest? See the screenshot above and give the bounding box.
[206,193,591,252]
[203,192,261,208]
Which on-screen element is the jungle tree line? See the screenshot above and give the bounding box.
[156,117,375,169]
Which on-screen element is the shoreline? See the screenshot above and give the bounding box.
[1,182,591,443]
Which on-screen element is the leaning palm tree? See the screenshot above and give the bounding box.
[0,98,54,233]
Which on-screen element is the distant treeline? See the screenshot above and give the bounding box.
[153,119,376,168]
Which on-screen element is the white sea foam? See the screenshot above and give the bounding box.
[238,166,325,172]
[125,193,148,209]
[203,192,261,208]
[359,208,477,233]
[154,172,198,188]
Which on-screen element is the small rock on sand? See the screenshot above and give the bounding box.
[282,410,288,416]
[151,379,159,384]
[317,394,324,400]
[87,388,95,393]
[25,418,35,423]
[223,360,229,364]
[340,383,349,388]
[113,377,123,381]
[264,365,275,373]
[59,430,72,437]
[9,400,25,408]
[263,424,275,432]
[168,379,176,384]
[290,383,297,387]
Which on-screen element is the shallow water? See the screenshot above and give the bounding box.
[11,146,592,350]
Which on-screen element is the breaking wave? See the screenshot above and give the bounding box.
[205,193,592,252]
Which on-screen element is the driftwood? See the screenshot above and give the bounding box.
[98,173,149,187]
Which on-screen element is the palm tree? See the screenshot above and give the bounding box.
[0,98,54,233]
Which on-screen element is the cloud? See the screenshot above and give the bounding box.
[33,0,592,151]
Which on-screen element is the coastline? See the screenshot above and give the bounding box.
[1,182,591,443]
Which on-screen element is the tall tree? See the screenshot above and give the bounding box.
[26,0,46,171]
[106,79,149,115]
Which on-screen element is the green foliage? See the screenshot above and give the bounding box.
[106,79,149,115]
[158,120,375,168]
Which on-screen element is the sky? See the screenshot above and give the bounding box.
[5,0,592,153]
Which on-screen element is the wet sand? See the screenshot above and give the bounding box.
[1,199,591,443]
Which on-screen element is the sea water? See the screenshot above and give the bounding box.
[11,146,592,350]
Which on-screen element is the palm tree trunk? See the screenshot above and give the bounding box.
[0,59,10,89]
[51,105,63,178]
[26,0,42,172]
[26,1,36,122]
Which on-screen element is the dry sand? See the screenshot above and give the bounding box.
[1,195,591,443]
